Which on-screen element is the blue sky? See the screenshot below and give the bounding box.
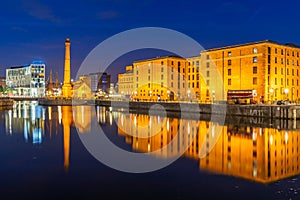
[1,0,300,82]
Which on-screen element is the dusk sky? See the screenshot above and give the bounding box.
[1,0,300,82]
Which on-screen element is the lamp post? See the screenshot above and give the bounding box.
[284,88,289,101]
[212,90,215,104]
[269,88,274,104]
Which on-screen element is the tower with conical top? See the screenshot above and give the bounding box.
[62,38,73,98]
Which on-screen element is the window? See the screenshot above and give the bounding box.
[292,69,294,76]
[281,68,283,75]
[253,57,258,63]
[161,75,164,80]
[161,67,164,72]
[287,59,289,65]
[161,61,164,66]
[228,51,232,57]
[148,69,150,73]
[275,57,277,63]
[275,78,277,85]
[206,62,210,68]
[136,70,138,75]
[253,66,258,74]
[171,61,174,65]
[228,59,232,66]
[292,79,294,86]
[281,78,283,85]
[281,49,284,55]
[206,80,210,86]
[228,79,232,85]
[268,47,271,54]
[206,55,210,60]
[287,68,289,75]
[178,62,181,67]
[275,67,277,74]
[253,48,258,54]
[228,68,231,75]
[206,71,210,77]
[171,74,173,80]
[287,79,289,86]
[275,48,277,54]
[196,61,199,66]
[148,76,150,81]
[253,77,257,85]
[196,82,199,88]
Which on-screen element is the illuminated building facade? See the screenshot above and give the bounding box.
[118,66,134,97]
[118,40,300,102]
[6,61,45,97]
[118,56,195,101]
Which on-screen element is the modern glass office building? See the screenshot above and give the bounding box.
[6,61,45,97]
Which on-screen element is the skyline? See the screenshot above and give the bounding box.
[1,0,300,82]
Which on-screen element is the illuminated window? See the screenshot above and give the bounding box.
[253,77,257,85]
[253,57,258,63]
[253,48,258,54]
[228,51,232,57]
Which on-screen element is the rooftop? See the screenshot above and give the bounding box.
[202,40,300,52]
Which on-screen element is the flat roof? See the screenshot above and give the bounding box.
[133,55,185,63]
[202,40,300,52]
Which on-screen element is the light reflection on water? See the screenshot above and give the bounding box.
[2,101,300,199]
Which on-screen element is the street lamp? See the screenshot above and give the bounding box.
[212,90,215,104]
[284,88,289,100]
[269,88,274,103]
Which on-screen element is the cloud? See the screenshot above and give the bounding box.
[21,0,61,23]
[11,26,28,32]
[97,10,120,20]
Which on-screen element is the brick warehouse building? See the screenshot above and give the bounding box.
[118,40,300,103]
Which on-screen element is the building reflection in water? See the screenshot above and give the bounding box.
[5,101,45,144]
[116,111,300,184]
[3,103,300,183]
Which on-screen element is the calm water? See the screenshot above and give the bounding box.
[0,101,300,199]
